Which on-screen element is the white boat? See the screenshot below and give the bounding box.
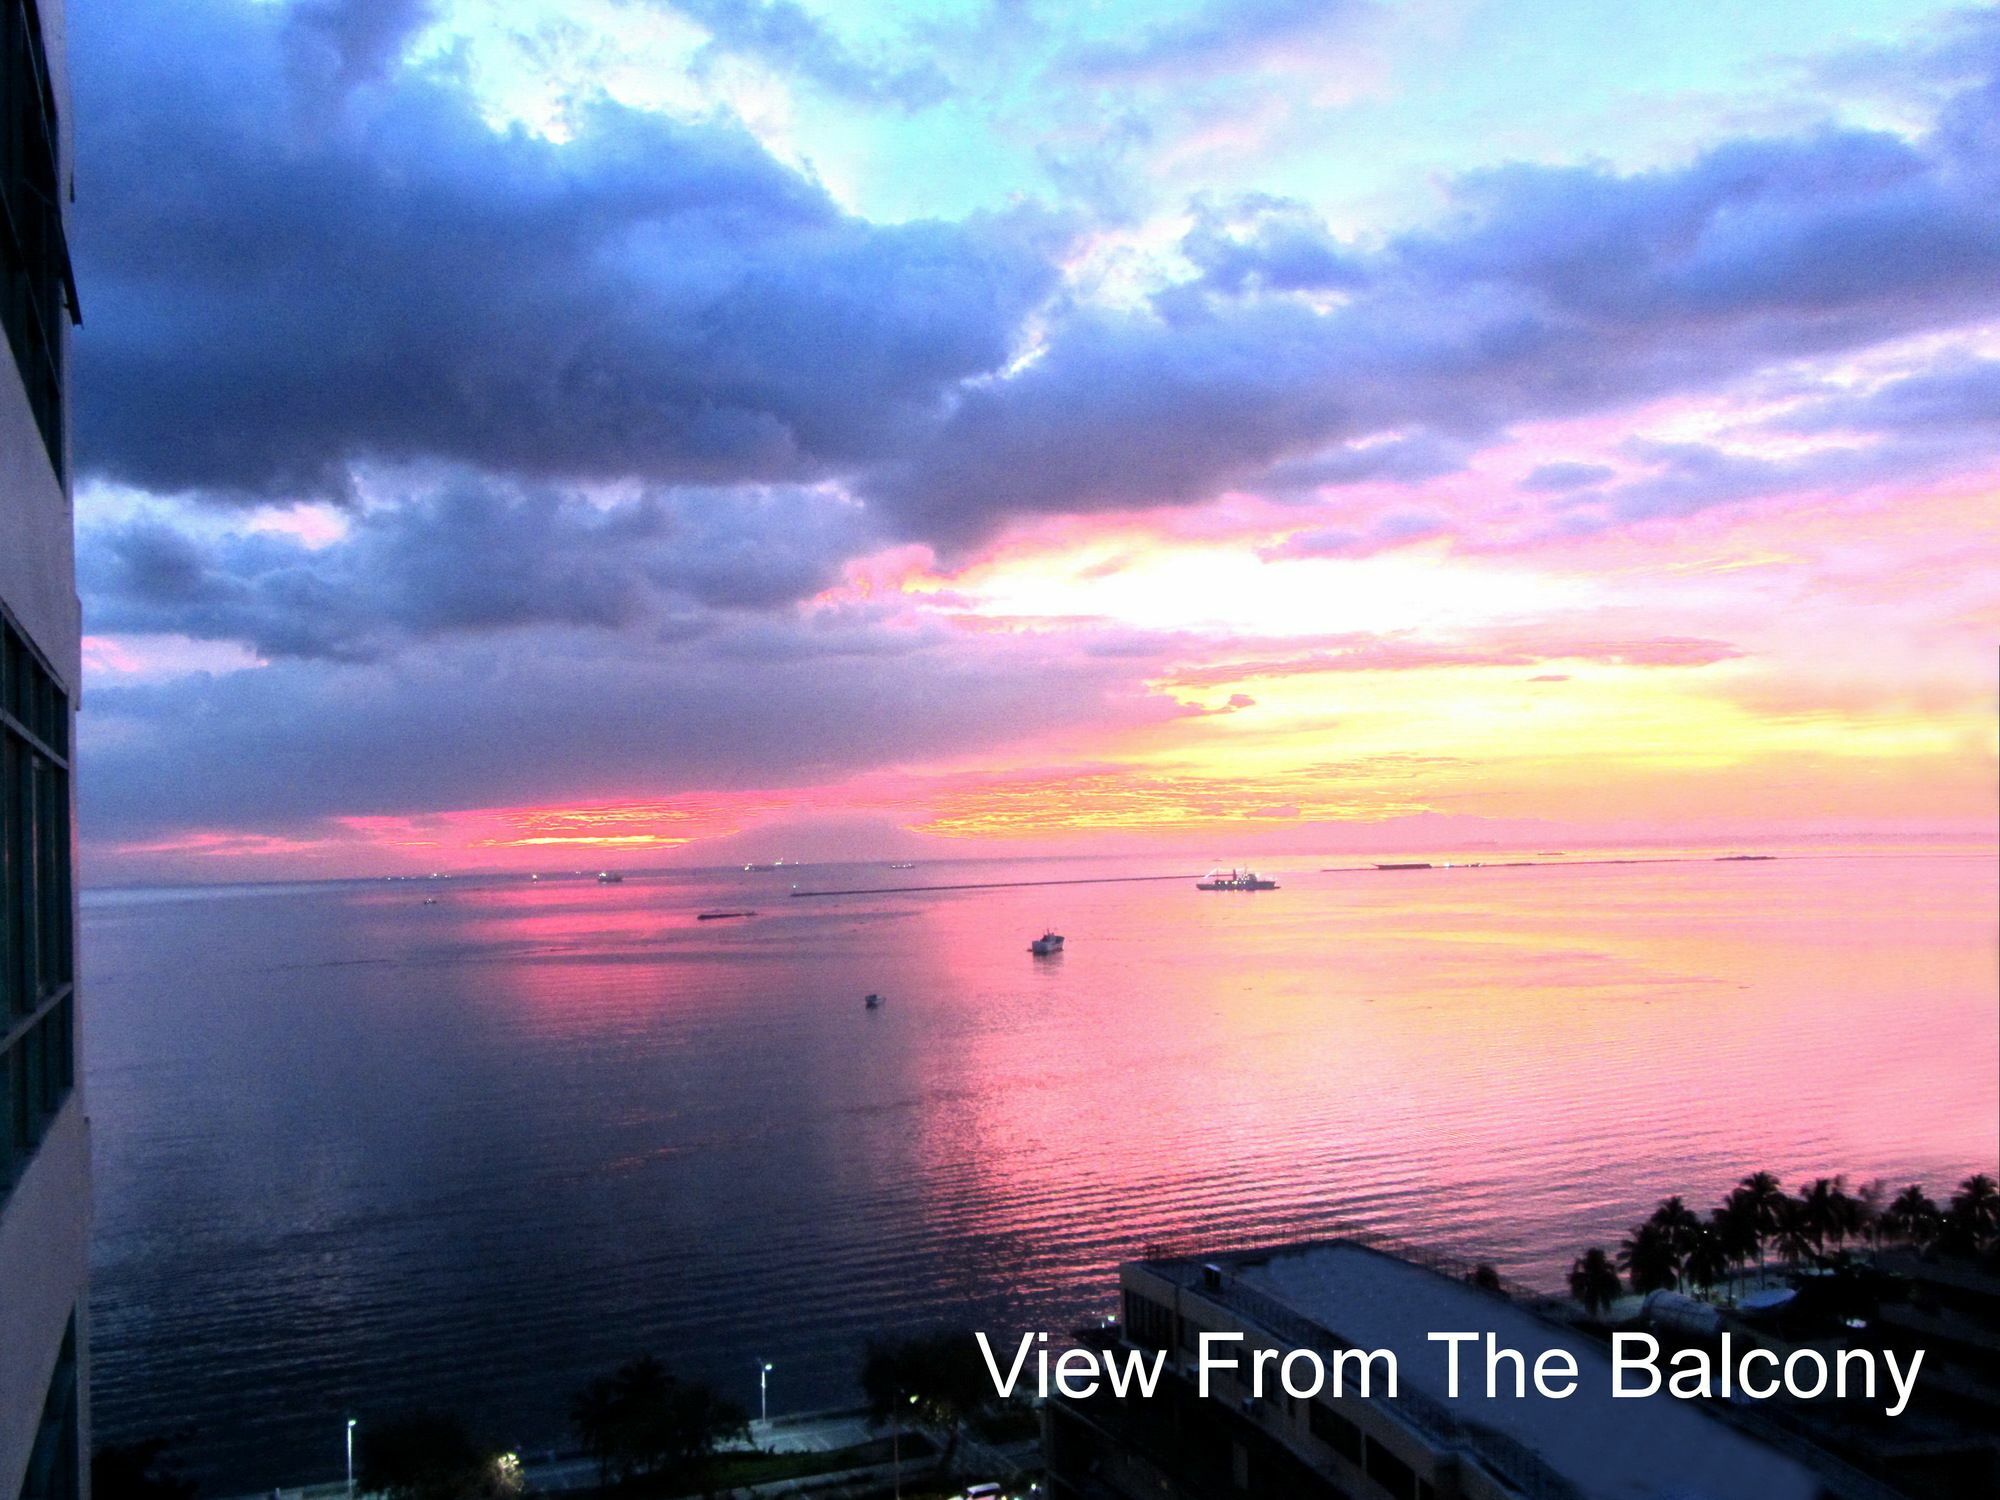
[1029,929,1064,955]
[1196,867,1278,891]
[596,871,624,884]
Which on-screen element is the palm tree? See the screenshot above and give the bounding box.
[1684,1227,1731,1301]
[1796,1178,1842,1255]
[1707,1201,1759,1297]
[1853,1179,1888,1250]
[1569,1248,1621,1318]
[1881,1184,1941,1248]
[1734,1172,1786,1276]
[1772,1198,1815,1267]
[1649,1196,1702,1259]
[1948,1174,2000,1253]
[1619,1222,1680,1294]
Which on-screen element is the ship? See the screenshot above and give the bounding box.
[864,992,884,1010]
[1374,861,1432,871]
[1196,868,1278,891]
[1029,929,1064,955]
[596,871,624,883]
[743,858,791,872]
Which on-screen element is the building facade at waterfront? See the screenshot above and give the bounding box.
[1047,1240,1896,1500]
[0,1,86,1496]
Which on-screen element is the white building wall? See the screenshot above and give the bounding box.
[0,0,89,1493]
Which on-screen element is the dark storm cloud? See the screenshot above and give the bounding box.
[71,0,1057,501]
[663,0,952,108]
[77,619,1171,836]
[81,481,870,660]
[872,88,2000,545]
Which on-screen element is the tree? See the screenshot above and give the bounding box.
[1854,1178,1889,1249]
[1772,1198,1815,1267]
[1734,1172,1787,1277]
[860,1330,994,1476]
[571,1355,747,1492]
[1947,1174,2000,1255]
[570,1355,747,1492]
[1796,1178,1842,1255]
[1709,1198,1760,1297]
[1684,1227,1731,1301]
[1468,1263,1504,1295]
[357,1412,507,1500]
[1618,1222,1679,1294]
[1881,1184,1941,1248]
[1568,1248,1621,1318]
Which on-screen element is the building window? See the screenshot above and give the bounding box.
[0,604,72,1203]
[19,1313,80,1500]
[1363,1436,1419,1500]
[1123,1291,1176,1352]
[1,0,79,478]
[1309,1400,1363,1464]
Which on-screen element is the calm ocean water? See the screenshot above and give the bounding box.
[82,847,1997,1489]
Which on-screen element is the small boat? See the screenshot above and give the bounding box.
[596,871,625,883]
[1373,862,1432,871]
[1029,929,1064,956]
[888,862,916,870]
[863,992,884,1009]
[1196,867,1278,891]
[1716,854,1774,862]
[743,859,790,872]
[422,896,439,906]
[697,909,756,921]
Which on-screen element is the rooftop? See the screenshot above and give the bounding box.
[1140,1240,1828,1500]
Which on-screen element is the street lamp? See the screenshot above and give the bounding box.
[758,1361,773,1425]
[345,1418,357,1500]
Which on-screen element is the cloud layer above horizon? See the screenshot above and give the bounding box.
[68,0,2000,880]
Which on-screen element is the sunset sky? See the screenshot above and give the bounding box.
[69,0,2000,883]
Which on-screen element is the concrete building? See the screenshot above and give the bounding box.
[1047,1240,1898,1500]
[1,0,87,1496]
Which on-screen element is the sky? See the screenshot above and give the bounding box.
[64,0,2000,883]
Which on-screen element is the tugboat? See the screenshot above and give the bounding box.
[863,992,884,1010]
[1196,867,1278,891]
[1029,929,1064,956]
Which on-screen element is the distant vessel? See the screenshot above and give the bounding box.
[1716,854,1774,862]
[697,910,756,921]
[596,871,624,883]
[1197,868,1278,891]
[888,862,916,870]
[1029,929,1064,956]
[863,992,884,1009]
[422,896,439,906]
[1374,862,1432,871]
[744,859,791,872]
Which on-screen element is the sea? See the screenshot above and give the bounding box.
[80,843,1998,1489]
